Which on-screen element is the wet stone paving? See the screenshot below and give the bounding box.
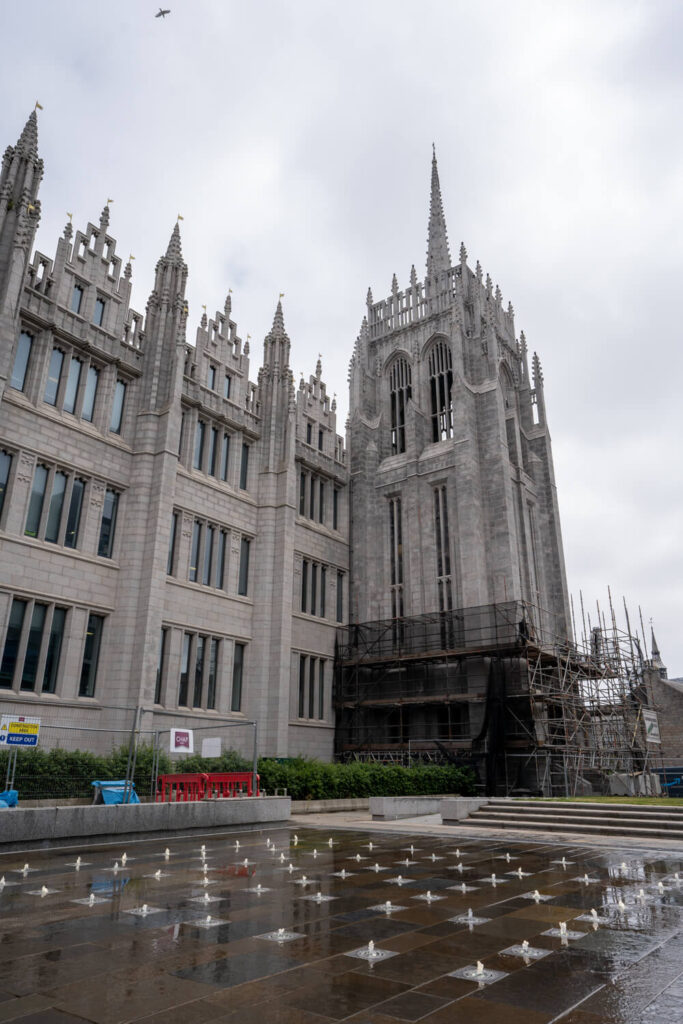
[0,829,682,1022]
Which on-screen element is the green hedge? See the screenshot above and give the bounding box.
[0,747,474,802]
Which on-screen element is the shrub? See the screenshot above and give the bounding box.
[256,757,475,800]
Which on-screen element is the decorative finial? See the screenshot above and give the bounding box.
[316,354,322,378]
[485,273,492,295]
[426,144,451,278]
[495,283,502,304]
[366,286,373,305]
[35,101,43,110]
[410,264,417,287]
[391,273,399,294]
[177,213,184,221]
[507,301,514,316]
[459,241,467,263]
[475,260,482,282]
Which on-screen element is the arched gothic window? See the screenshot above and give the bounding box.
[389,358,412,455]
[428,341,453,442]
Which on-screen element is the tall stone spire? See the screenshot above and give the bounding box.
[165,221,183,263]
[426,144,451,279]
[263,298,291,372]
[15,109,39,158]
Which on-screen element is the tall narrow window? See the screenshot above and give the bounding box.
[320,566,326,618]
[207,638,219,709]
[71,284,84,314]
[63,357,82,415]
[299,471,306,515]
[428,341,454,442]
[64,479,84,549]
[45,471,67,543]
[0,451,12,520]
[238,537,250,596]
[231,642,244,712]
[110,380,126,433]
[25,464,48,537]
[167,512,178,575]
[21,603,46,691]
[44,348,64,406]
[239,443,249,490]
[389,497,404,619]
[298,655,306,718]
[220,434,230,482]
[318,659,325,719]
[207,364,216,390]
[42,607,66,694]
[434,486,453,613]
[223,374,232,400]
[193,636,205,707]
[389,358,412,454]
[203,525,215,585]
[79,614,103,697]
[97,489,118,558]
[194,420,205,470]
[318,480,325,524]
[93,298,105,327]
[189,520,201,582]
[301,559,308,613]
[311,563,318,616]
[308,656,316,719]
[154,628,167,704]
[0,599,27,688]
[208,427,218,477]
[178,411,186,456]
[306,422,312,445]
[333,489,339,530]
[215,530,227,589]
[11,332,33,392]
[309,475,315,520]
[336,571,344,623]
[81,365,99,422]
[179,633,191,706]
[318,429,323,451]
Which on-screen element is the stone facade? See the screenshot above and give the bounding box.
[0,111,347,759]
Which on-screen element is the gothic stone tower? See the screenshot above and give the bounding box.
[340,149,571,773]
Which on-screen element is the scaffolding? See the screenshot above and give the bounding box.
[333,596,664,796]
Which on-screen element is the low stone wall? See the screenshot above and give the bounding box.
[440,797,489,823]
[291,798,369,814]
[370,796,450,820]
[0,795,290,844]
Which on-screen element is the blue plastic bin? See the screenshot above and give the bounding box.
[91,780,140,805]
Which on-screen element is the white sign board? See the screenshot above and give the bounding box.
[170,728,194,754]
[642,709,661,744]
[201,737,221,758]
[0,715,41,748]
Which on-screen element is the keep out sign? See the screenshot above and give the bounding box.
[170,728,194,754]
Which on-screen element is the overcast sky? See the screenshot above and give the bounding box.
[3,0,682,674]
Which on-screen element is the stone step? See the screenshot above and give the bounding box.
[488,799,683,816]
[483,802,682,823]
[469,808,683,832]
[463,815,683,841]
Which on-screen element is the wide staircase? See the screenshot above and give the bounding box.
[465,799,683,841]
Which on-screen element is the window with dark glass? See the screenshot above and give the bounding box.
[336,571,344,623]
[223,374,232,400]
[308,656,316,718]
[64,479,84,549]
[42,607,66,694]
[301,559,308,613]
[333,488,339,530]
[208,427,218,477]
[63,357,82,414]
[389,357,412,454]
[320,566,326,618]
[389,497,404,619]
[193,636,205,707]
[45,471,67,543]
[0,450,12,521]
[97,489,118,558]
[93,298,105,327]
[207,364,216,390]
[428,341,454,442]
[434,485,453,614]
[81,365,99,422]
[71,284,84,314]
[203,525,214,586]
[189,520,201,582]
[299,471,306,515]
[215,530,227,589]
[167,512,178,575]
[11,332,32,391]
[318,429,323,451]
[239,443,249,490]
[78,613,103,697]
[154,628,167,704]
[318,659,325,719]
[25,464,48,537]
[220,434,230,481]
[179,633,190,706]
[318,480,324,524]
[306,422,312,445]
[194,420,205,470]
[238,537,250,596]
[311,563,317,617]
[231,642,244,712]
[20,603,46,691]
[44,348,64,406]
[298,655,306,717]
[309,476,315,519]
[207,638,219,710]
[0,599,27,688]
[110,380,126,433]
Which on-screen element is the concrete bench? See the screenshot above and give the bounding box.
[370,796,449,820]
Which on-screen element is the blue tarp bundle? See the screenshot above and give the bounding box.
[91,780,140,805]
[0,789,18,808]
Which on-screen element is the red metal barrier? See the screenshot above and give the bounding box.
[156,771,259,802]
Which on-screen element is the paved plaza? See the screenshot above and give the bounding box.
[0,825,682,1022]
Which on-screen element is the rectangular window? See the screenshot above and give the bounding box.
[25,464,48,537]
[220,434,230,482]
[301,559,308,613]
[311,563,317,617]
[207,364,216,390]
[179,633,190,706]
[167,512,178,575]
[336,571,344,623]
[318,659,325,719]
[81,365,99,422]
[231,642,244,712]
[309,475,315,519]
[223,374,232,400]
[71,284,84,314]
[298,655,306,718]
[11,331,33,392]
[319,480,325,524]
[44,348,64,406]
[239,443,249,490]
[333,489,339,531]
[207,638,219,710]
[320,565,326,618]
[97,489,118,558]
[308,656,316,719]
[21,603,46,691]
[154,628,167,704]
[189,520,201,582]
[110,380,126,433]
[178,411,186,456]
[299,471,306,515]
[93,298,105,327]
[193,636,205,707]
[306,422,312,445]
[203,525,214,586]
[194,420,205,470]
[389,497,404,619]
[45,471,67,543]
[64,479,84,549]
[0,451,12,520]
[215,530,227,589]
[79,613,103,697]
[0,598,27,688]
[208,427,218,477]
[238,537,250,596]
[318,429,323,451]
[63,357,82,415]
[42,607,66,694]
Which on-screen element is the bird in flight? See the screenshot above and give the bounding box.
[155,8,171,17]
